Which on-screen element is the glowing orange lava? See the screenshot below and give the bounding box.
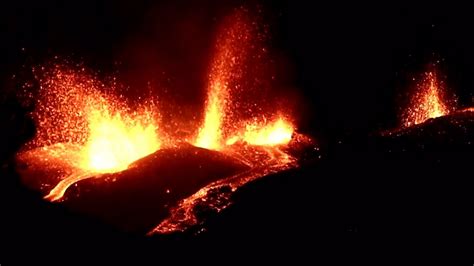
[226,117,294,146]
[403,71,451,127]
[22,65,161,201]
[81,109,159,172]
[194,9,293,151]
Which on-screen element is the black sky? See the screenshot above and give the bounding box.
[1,1,473,258]
[2,0,474,140]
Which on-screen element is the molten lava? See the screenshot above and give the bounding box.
[20,65,160,201]
[194,82,226,150]
[81,110,159,172]
[403,71,451,127]
[226,117,294,146]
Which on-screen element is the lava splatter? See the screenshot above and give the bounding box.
[403,70,453,127]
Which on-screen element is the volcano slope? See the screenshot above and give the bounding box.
[190,110,473,255]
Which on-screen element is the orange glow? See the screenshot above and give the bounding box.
[195,11,252,150]
[226,117,294,146]
[23,65,160,201]
[403,71,451,127]
[195,81,226,150]
[81,110,159,172]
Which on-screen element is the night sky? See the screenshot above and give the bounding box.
[2,1,474,137]
[1,0,473,260]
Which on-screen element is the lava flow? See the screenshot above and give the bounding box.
[17,65,161,201]
[402,70,452,127]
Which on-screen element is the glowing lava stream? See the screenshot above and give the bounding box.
[24,66,161,201]
[44,171,96,201]
[403,71,451,127]
[149,146,297,235]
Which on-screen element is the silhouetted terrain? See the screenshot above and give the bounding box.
[2,0,474,262]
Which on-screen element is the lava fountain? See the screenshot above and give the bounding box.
[194,11,253,150]
[402,70,453,127]
[17,65,161,201]
[195,9,294,150]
